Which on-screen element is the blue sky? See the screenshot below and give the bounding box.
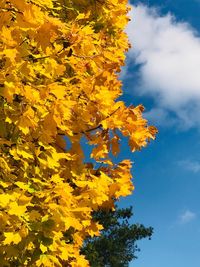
[118,1,200,266]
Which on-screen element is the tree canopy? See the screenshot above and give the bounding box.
[0,0,157,266]
[82,206,153,267]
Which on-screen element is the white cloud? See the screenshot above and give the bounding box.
[179,210,197,224]
[178,159,200,173]
[126,4,200,129]
[144,107,177,127]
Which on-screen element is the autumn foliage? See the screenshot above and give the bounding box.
[0,0,157,266]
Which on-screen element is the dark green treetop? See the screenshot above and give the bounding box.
[81,206,153,267]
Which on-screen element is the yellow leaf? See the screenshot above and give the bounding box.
[49,84,66,99]
[0,158,11,173]
[3,81,15,102]
[91,144,108,160]
[40,243,48,253]
[4,49,18,63]
[15,181,29,190]
[34,0,53,8]
[87,222,103,237]
[0,27,16,46]
[8,202,27,216]
[0,194,11,208]
[111,135,120,156]
[5,117,12,124]
[16,148,34,160]
[4,232,22,245]
[0,181,11,188]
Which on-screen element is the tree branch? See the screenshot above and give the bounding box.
[73,106,120,135]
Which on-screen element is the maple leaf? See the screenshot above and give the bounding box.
[8,202,27,216]
[3,232,22,245]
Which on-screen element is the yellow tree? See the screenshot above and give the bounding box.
[0,0,157,266]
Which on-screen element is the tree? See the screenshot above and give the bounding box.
[0,0,157,266]
[81,206,153,267]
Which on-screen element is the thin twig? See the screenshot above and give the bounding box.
[73,106,120,135]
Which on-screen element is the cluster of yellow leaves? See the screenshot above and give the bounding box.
[0,0,157,266]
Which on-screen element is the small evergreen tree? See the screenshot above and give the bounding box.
[81,206,153,267]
